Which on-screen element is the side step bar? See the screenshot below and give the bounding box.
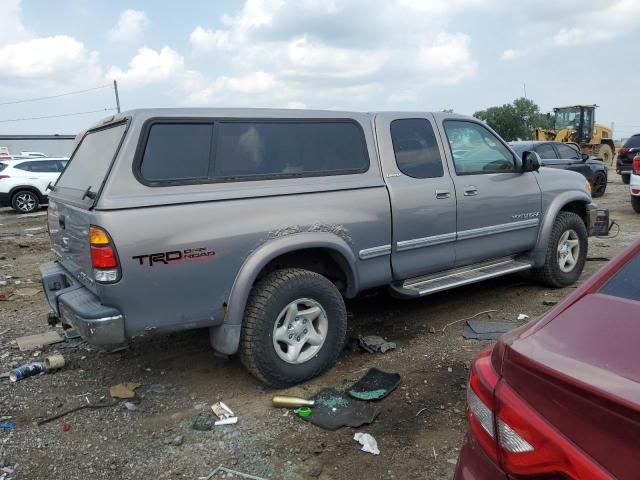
[391,257,533,298]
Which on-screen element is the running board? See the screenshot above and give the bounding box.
[391,257,533,298]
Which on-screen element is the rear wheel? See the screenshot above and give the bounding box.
[591,171,607,198]
[595,143,613,166]
[621,174,631,185]
[632,196,640,213]
[240,268,347,387]
[532,212,588,288]
[11,190,39,213]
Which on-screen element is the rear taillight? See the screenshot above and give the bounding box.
[632,155,640,175]
[467,350,612,479]
[89,225,120,283]
[618,147,629,157]
[0,175,10,180]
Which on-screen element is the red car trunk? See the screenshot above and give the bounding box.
[456,240,640,480]
[501,293,640,479]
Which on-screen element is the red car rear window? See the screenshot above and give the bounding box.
[599,253,640,301]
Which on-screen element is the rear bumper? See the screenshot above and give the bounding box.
[454,432,508,480]
[0,192,10,207]
[40,261,125,345]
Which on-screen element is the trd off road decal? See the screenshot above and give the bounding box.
[132,247,215,266]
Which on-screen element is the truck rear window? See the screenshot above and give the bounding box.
[599,252,640,302]
[55,122,126,206]
[138,120,369,184]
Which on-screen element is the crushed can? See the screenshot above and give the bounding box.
[10,362,44,382]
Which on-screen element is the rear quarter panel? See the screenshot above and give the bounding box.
[93,110,391,337]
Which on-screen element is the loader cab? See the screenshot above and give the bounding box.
[553,105,596,143]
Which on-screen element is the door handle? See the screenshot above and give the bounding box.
[464,185,478,196]
[435,189,451,199]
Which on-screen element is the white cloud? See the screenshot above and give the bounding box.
[185,71,278,105]
[501,48,523,61]
[108,9,150,42]
[189,26,231,51]
[0,35,100,79]
[396,0,498,14]
[286,36,388,78]
[0,0,29,44]
[418,33,477,85]
[106,46,188,87]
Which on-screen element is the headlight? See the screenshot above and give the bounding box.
[586,181,592,196]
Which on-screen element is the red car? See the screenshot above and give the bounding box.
[455,240,640,480]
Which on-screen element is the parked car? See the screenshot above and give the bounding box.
[630,154,640,213]
[0,157,68,213]
[455,239,640,480]
[510,141,608,197]
[616,134,640,184]
[40,109,608,387]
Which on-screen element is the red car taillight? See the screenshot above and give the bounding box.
[0,175,10,180]
[618,147,629,157]
[632,155,640,175]
[467,350,612,479]
[89,225,120,282]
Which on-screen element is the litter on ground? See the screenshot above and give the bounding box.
[354,432,380,455]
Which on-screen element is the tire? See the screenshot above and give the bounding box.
[632,196,640,214]
[532,212,588,288]
[621,174,630,185]
[595,143,613,166]
[11,190,40,213]
[240,268,347,387]
[591,171,607,198]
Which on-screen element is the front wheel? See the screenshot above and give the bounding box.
[595,144,613,166]
[532,212,588,288]
[632,196,640,213]
[240,268,347,387]
[11,190,40,213]
[591,171,607,198]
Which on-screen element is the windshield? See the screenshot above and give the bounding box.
[54,122,126,207]
[554,107,581,130]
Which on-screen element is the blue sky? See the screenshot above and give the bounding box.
[0,0,638,139]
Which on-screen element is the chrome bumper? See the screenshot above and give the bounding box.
[40,261,125,345]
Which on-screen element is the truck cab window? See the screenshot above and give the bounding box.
[444,121,516,175]
[390,119,444,179]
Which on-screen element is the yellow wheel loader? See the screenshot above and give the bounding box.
[533,105,615,165]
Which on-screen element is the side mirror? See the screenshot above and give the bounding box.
[522,151,541,172]
[581,153,590,161]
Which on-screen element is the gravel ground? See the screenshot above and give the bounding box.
[0,175,637,480]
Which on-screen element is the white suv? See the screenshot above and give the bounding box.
[0,158,68,213]
[631,154,640,213]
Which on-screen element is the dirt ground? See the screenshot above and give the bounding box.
[0,176,638,480]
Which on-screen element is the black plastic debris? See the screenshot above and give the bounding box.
[348,368,401,401]
[358,335,396,353]
[463,320,513,340]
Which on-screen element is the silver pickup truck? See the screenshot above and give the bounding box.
[40,109,607,386]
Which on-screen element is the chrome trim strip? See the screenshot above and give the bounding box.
[457,219,539,241]
[359,244,391,260]
[397,232,457,252]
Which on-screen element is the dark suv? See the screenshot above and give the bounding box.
[617,134,640,184]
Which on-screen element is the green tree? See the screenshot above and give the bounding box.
[473,98,553,141]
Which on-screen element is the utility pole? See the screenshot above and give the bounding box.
[523,82,527,100]
[113,80,121,113]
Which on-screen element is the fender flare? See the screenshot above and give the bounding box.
[9,185,46,202]
[530,191,592,266]
[210,232,359,355]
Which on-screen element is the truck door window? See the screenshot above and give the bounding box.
[390,119,444,178]
[555,143,581,160]
[444,121,516,175]
[534,143,557,159]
